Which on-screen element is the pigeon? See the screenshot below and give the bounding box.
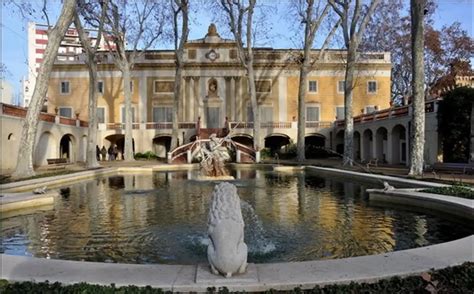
[33,186,47,194]
[383,181,394,191]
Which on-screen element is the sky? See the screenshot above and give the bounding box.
[1,0,473,104]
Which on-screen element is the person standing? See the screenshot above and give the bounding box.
[101,146,107,161]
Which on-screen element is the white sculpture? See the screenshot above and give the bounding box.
[207,182,248,277]
[383,181,395,191]
[200,133,231,177]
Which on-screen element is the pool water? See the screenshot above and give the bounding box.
[1,168,472,264]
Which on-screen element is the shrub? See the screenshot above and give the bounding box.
[260,148,272,159]
[421,183,474,199]
[134,151,158,160]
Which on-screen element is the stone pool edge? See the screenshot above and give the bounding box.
[1,235,472,292]
[1,164,473,291]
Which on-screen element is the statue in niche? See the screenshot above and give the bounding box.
[208,78,218,98]
[207,182,248,278]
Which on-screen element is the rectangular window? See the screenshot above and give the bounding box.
[338,80,345,93]
[260,106,273,122]
[59,107,72,118]
[367,81,377,93]
[97,81,104,94]
[154,81,175,93]
[336,106,345,120]
[97,107,105,123]
[152,107,172,122]
[308,80,318,93]
[306,106,320,122]
[365,106,376,114]
[121,106,136,123]
[60,81,70,94]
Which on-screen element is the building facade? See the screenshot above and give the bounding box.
[46,24,391,158]
[23,22,111,107]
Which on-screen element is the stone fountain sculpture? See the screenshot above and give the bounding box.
[207,182,248,277]
[200,134,232,178]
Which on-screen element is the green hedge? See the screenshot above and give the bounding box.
[421,184,474,199]
[1,262,472,293]
[134,151,159,160]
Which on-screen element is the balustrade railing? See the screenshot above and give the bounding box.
[305,121,333,129]
[333,99,440,127]
[1,103,88,128]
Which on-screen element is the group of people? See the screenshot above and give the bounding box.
[96,144,119,161]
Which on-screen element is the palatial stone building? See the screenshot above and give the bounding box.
[46,24,391,158]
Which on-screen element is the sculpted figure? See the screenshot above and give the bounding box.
[207,182,248,277]
[200,134,231,177]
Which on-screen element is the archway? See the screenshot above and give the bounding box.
[353,131,361,161]
[105,134,135,160]
[264,133,291,154]
[231,134,253,148]
[362,129,373,161]
[35,131,57,166]
[334,130,345,155]
[59,134,76,162]
[375,127,388,163]
[391,124,407,165]
[305,133,326,158]
[153,135,172,158]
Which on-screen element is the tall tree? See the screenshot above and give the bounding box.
[219,0,261,152]
[104,0,166,161]
[408,0,425,176]
[12,0,76,178]
[170,0,190,150]
[74,0,108,169]
[329,0,380,166]
[293,0,340,162]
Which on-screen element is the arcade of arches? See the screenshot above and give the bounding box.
[333,124,408,165]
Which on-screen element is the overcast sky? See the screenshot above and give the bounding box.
[1,0,472,103]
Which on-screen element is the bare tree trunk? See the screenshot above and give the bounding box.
[122,64,135,161]
[85,61,100,168]
[12,0,76,178]
[171,67,182,150]
[247,65,260,150]
[170,0,189,151]
[409,0,425,176]
[297,64,309,162]
[343,46,356,166]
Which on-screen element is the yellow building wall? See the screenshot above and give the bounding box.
[286,75,391,121]
[48,76,140,123]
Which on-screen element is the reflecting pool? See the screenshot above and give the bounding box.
[1,168,472,264]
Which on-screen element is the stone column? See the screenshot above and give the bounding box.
[188,77,195,122]
[230,77,236,121]
[371,129,377,160]
[236,77,243,121]
[193,77,202,125]
[387,128,394,164]
[360,133,366,162]
[139,76,147,123]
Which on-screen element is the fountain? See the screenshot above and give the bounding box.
[197,133,234,180]
[207,182,248,277]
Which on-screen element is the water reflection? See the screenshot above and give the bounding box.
[1,169,472,264]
